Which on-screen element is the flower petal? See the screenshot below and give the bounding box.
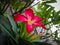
[14,13,27,22]
[34,22,46,29]
[33,16,44,22]
[26,24,34,34]
[24,8,34,20]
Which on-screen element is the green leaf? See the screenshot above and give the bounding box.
[0,15,16,37]
[28,34,42,41]
[6,14,18,34]
[0,24,18,44]
[0,14,18,44]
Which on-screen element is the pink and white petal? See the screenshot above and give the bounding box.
[26,24,34,34]
[24,8,34,19]
[14,13,27,22]
[34,22,46,30]
[33,16,44,22]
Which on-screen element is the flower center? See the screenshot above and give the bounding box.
[28,19,34,24]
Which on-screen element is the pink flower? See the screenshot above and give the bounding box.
[14,8,46,34]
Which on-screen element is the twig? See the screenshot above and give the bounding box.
[30,1,40,8]
[2,3,7,12]
[3,4,9,13]
[26,0,35,8]
[10,7,13,15]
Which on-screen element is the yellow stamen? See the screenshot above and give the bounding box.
[28,19,34,24]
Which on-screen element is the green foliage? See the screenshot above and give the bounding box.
[32,0,60,44]
[10,0,24,11]
[51,10,60,24]
[33,2,60,25]
[0,14,18,44]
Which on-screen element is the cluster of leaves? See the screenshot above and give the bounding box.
[33,0,60,44]
[33,0,60,25]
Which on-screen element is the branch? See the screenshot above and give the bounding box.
[30,1,40,8]
[25,0,35,8]
[3,4,9,13]
[2,3,7,12]
[1,2,7,15]
[10,7,14,15]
